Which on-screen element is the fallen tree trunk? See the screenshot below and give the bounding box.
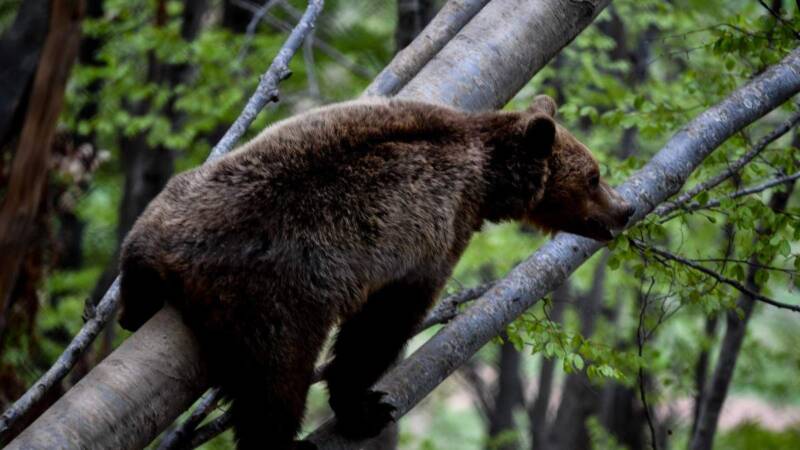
[306,47,800,448]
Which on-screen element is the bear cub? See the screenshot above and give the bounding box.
[119,95,633,449]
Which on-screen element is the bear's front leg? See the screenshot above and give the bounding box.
[324,274,442,440]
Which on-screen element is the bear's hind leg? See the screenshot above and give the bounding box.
[325,275,442,439]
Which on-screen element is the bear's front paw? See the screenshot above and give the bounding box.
[333,389,397,440]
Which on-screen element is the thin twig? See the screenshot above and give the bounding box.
[689,257,795,274]
[303,29,321,100]
[0,0,324,441]
[757,0,800,40]
[630,239,800,313]
[157,388,222,450]
[236,0,282,65]
[668,170,800,217]
[656,111,800,216]
[233,0,373,79]
[0,279,120,439]
[189,410,232,448]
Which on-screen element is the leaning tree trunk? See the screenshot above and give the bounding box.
[4,1,614,448]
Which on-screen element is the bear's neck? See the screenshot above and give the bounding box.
[475,114,550,223]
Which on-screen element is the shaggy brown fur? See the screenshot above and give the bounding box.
[118,95,632,449]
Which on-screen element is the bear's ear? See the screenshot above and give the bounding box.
[522,114,556,158]
[528,94,558,117]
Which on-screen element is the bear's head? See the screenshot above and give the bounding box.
[519,95,634,241]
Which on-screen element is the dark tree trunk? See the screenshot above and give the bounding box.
[547,254,608,450]
[690,314,717,436]
[528,284,569,450]
[0,0,50,150]
[89,0,209,359]
[689,177,796,450]
[395,0,436,52]
[0,0,84,439]
[600,383,644,450]
[0,0,84,347]
[486,338,525,450]
[222,0,251,33]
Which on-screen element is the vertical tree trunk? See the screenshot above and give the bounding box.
[546,253,608,450]
[395,0,436,52]
[689,173,797,450]
[0,0,84,347]
[528,284,568,450]
[0,0,85,438]
[690,315,717,436]
[0,0,51,149]
[88,0,209,359]
[486,338,525,450]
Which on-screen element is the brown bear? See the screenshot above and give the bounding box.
[118,95,633,449]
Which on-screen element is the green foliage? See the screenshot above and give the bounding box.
[715,423,800,450]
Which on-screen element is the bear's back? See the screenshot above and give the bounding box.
[124,99,488,309]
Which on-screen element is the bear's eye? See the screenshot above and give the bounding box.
[589,173,600,188]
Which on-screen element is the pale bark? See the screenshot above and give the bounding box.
[6,306,207,450]
[364,0,491,97]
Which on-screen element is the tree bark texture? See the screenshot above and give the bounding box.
[395,0,437,52]
[0,0,84,344]
[365,0,491,97]
[6,306,207,450]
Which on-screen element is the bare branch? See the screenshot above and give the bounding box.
[157,388,222,450]
[234,0,374,79]
[630,239,800,313]
[668,170,800,217]
[0,0,324,441]
[209,0,324,160]
[0,279,121,441]
[364,0,491,97]
[636,278,659,450]
[418,282,493,330]
[235,0,282,65]
[757,0,800,39]
[189,409,232,449]
[656,110,800,216]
